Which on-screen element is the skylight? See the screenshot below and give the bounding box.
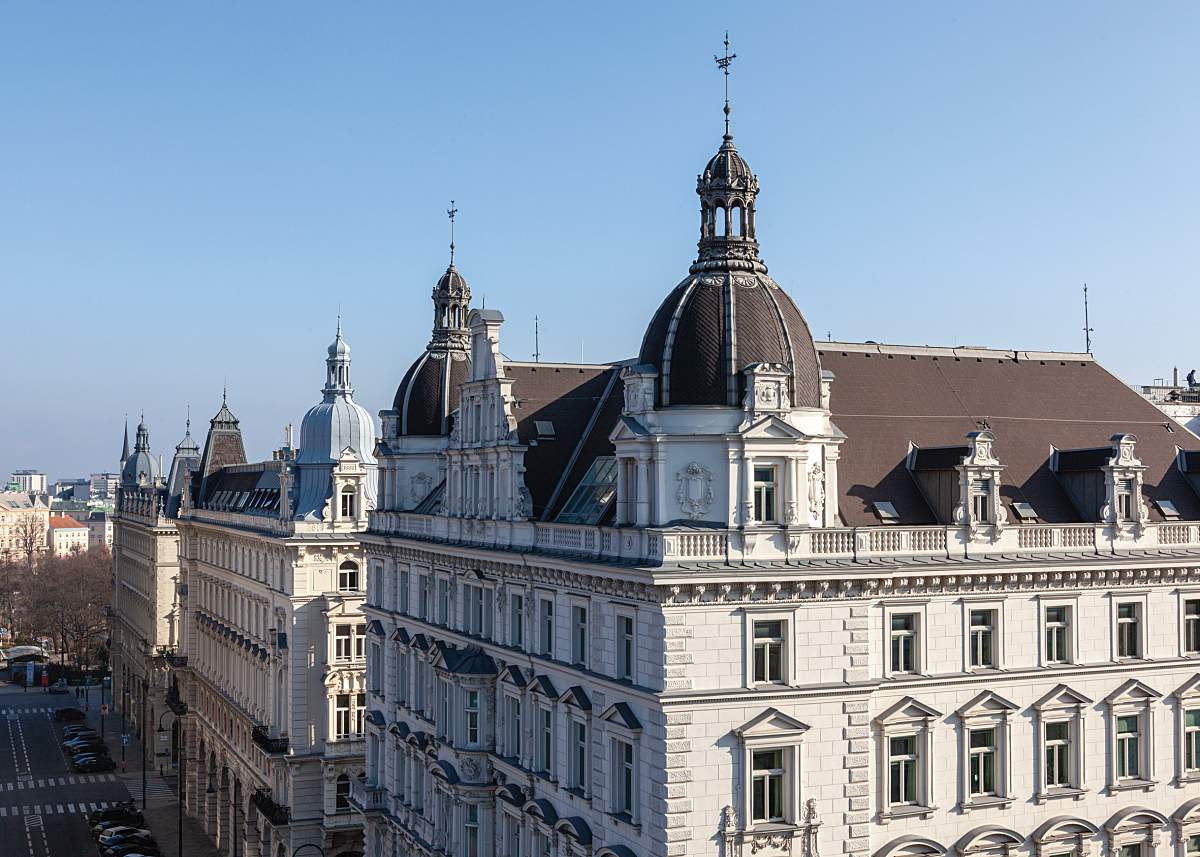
[1154,498,1181,519]
[534,420,556,440]
[1012,502,1039,521]
[556,456,617,525]
[872,501,900,524]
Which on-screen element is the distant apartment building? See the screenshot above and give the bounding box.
[1140,370,1200,438]
[47,514,89,556]
[0,491,50,561]
[54,478,91,500]
[91,472,121,503]
[87,510,114,549]
[11,470,47,495]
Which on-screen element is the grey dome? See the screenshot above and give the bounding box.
[298,398,378,466]
[121,420,160,487]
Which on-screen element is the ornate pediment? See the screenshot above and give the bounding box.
[956,689,1018,719]
[1033,683,1092,712]
[609,415,651,442]
[739,414,809,441]
[875,696,941,726]
[1105,678,1161,706]
[734,707,810,740]
[526,674,558,698]
[1174,673,1200,701]
[601,701,642,732]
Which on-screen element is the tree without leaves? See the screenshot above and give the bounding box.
[19,547,112,669]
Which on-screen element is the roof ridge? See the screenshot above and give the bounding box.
[819,341,1095,361]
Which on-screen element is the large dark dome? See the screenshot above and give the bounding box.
[392,349,471,436]
[638,272,821,408]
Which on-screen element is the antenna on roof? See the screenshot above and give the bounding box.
[533,315,541,363]
[1082,283,1094,354]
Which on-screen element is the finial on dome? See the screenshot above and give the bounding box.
[447,200,458,265]
[714,31,736,138]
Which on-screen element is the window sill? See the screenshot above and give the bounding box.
[880,804,936,823]
[609,811,641,832]
[960,795,1013,813]
[1035,786,1087,804]
[1110,778,1155,794]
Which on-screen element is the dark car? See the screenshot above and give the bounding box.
[104,846,161,857]
[94,816,145,834]
[97,828,153,847]
[74,755,116,772]
[66,742,107,756]
[62,728,99,741]
[53,707,86,722]
[87,803,138,824]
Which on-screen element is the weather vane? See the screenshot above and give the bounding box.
[714,32,736,136]
[447,200,458,265]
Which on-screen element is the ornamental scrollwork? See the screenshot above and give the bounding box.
[676,462,714,520]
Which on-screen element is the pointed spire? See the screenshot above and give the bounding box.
[447,200,458,265]
[324,317,353,399]
[121,415,130,466]
[714,31,736,139]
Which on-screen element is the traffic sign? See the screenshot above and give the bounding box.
[100,703,109,715]
[121,734,129,746]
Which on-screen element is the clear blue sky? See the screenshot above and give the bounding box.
[3,2,1199,482]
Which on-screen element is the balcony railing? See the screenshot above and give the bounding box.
[251,789,291,826]
[350,778,388,814]
[370,510,1200,568]
[251,726,289,755]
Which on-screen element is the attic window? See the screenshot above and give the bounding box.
[1154,499,1181,519]
[872,501,900,524]
[1012,502,1038,522]
[534,420,556,440]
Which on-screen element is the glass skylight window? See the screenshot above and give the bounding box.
[556,456,617,524]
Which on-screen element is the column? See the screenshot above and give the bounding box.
[242,804,261,857]
[741,452,755,526]
[616,458,629,524]
[635,456,651,527]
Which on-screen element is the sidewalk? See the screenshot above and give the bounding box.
[85,696,222,857]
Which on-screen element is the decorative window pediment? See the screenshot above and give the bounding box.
[873,836,947,857]
[554,816,593,847]
[1106,678,1161,706]
[1174,796,1200,828]
[739,413,809,441]
[1031,815,1098,855]
[1033,683,1092,712]
[430,759,459,784]
[527,674,558,698]
[365,709,386,728]
[365,619,385,637]
[601,701,642,732]
[558,685,591,711]
[953,825,1023,857]
[523,798,559,825]
[500,664,527,687]
[609,415,650,442]
[410,633,430,652]
[1175,673,1200,701]
[735,707,810,741]
[875,696,941,727]
[957,690,1017,719]
[496,783,526,807]
[390,627,409,644]
[1103,806,1168,841]
[388,721,409,739]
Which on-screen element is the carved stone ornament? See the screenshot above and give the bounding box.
[808,464,825,523]
[676,462,714,519]
[410,472,433,504]
[722,804,739,833]
[751,833,792,853]
[461,757,481,780]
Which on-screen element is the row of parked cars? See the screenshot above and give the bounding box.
[89,801,160,856]
[60,717,117,772]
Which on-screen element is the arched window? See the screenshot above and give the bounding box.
[338,561,360,593]
[340,485,356,519]
[730,205,743,236]
[335,773,350,811]
[715,205,728,236]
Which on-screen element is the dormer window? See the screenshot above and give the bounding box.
[1117,479,1134,521]
[970,478,992,524]
[753,466,777,524]
[340,486,356,518]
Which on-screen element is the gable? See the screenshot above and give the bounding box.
[601,701,642,732]
[875,696,941,725]
[1033,683,1092,711]
[957,690,1018,719]
[1175,674,1200,700]
[735,707,810,740]
[1106,678,1162,705]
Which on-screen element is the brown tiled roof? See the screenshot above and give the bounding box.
[819,343,1200,527]
[48,515,85,529]
[506,363,620,519]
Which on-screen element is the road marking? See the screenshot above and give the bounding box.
[67,802,74,812]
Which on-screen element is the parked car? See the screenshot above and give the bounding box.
[94,815,145,834]
[98,828,153,847]
[48,678,69,694]
[94,826,142,841]
[73,755,116,772]
[65,741,107,755]
[53,707,86,722]
[88,803,138,824]
[100,835,157,855]
[61,728,98,740]
[104,846,161,857]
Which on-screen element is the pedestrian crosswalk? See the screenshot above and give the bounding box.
[0,799,125,817]
[119,772,176,803]
[0,706,97,717]
[0,773,119,791]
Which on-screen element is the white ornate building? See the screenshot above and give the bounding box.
[110,416,198,748]
[172,328,375,857]
[355,87,1200,857]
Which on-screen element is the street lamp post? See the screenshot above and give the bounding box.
[141,677,148,810]
[158,709,184,857]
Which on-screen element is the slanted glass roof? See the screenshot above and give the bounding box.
[556,456,617,525]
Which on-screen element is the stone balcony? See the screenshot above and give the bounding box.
[349,778,387,814]
[324,737,365,758]
[369,510,1200,569]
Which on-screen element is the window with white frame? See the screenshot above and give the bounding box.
[1044,605,1071,664]
[539,596,554,657]
[419,574,432,620]
[354,625,365,660]
[340,486,356,519]
[400,568,410,614]
[464,584,484,636]
[335,693,353,739]
[355,692,365,735]
[1033,683,1089,800]
[568,717,589,793]
[1188,835,1200,857]
[957,690,1015,808]
[753,620,785,684]
[875,697,938,819]
[532,827,552,857]
[1185,599,1200,655]
[510,592,525,648]
[465,689,480,748]
[1174,675,1200,783]
[338,560,360,592]
[617,611,636,682]
[397,648,409,705]
[369,643,382,696]
[536,705,553,775]
[437,678,450,737]
[334,625,355,661]
[1186,710,1200,774]
[437,578,450,625]
[1105,678,1159,790]
[503,813,522,857]
[753,466,778,523]
[612,738,636,818]
[734,708,807,831]
[969,609,997,668]
[889,613,919,675]
[1117,602,1142,659]
[465,804,480,857]
[505,695,522,759]
[571,604,588,666]
[751,749,786,823]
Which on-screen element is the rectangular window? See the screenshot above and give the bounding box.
[1188,837,1200,857]
[437,679,450,736]
[510,593,525,648]
[1187,600,1200,655]
[570,719,588,791]
[890,614,918,674]
[437,578,449,625]
[751,748,785,823]
[419,575,432,620]
[465,690,480,747]
[369,644,382,695]
[1187,710,1200,772]
[613,739,635,816]
[506,696,522,759]
[355,692,366,735]
[1117,603,1141,658]
[1121,845,1142,857]
[753,620,785,684]
[618,613,635,681]
[335,694,351,739]
[969,609,996,668]
[354,625,365,660]
[537,707,553,774]
[888,735,919,805]
[397,651,408,704]
[1045,721,1071,787]
[400,569,410,614]
[1045,606,1070,664]
[968,728,996,796]
[464,584,483,635]
[505,815,522,857]
[1117,481,1134,521]
[465,805,479,857]
[1117,714,1141,779]
[334,625,352,662]
[971,479,991,523]
[753,466,777,523]
[540,597,554,656]
[572,605,589,666]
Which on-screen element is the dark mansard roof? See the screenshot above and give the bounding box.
[392,349,471,436]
